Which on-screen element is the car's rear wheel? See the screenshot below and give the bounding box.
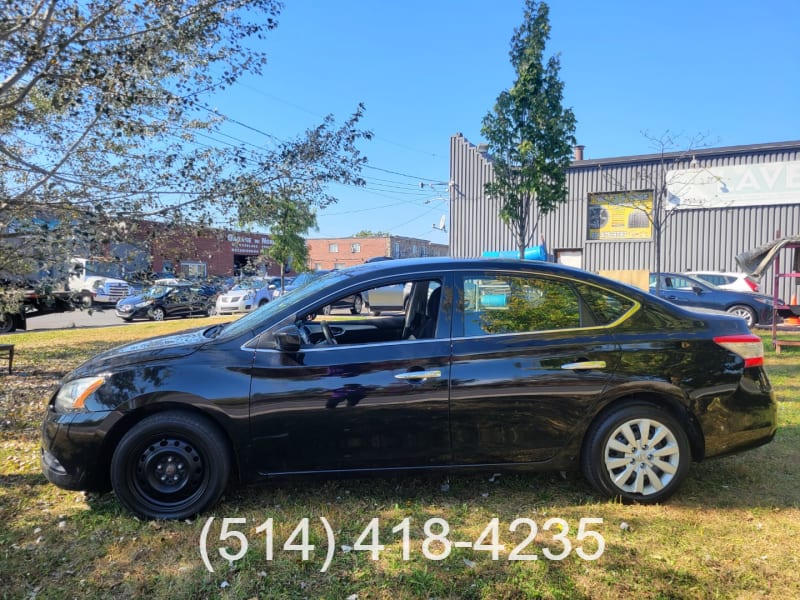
[351,294,364,315]
[150,307,165,321]
[582,403,690,504]
[110,411,231,520]
[726,304,756,327]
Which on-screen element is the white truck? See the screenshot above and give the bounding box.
[67,258,132,306]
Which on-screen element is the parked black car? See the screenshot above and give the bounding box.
[114,283,215,321]
[42,258,776,519]
[649,272,777,327]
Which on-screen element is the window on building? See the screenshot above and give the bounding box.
[180,261,207,279]
[351,243,361,253]
[329,243,339,253]
[334,262,346,269]
[314,263,323,271]
[392,242,400,257]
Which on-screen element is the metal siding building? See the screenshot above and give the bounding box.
[450,134,800,301]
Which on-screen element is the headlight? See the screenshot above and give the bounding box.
[54,376,105,412]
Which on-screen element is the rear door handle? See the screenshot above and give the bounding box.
[394,370,442,380]
[561,361,606,371]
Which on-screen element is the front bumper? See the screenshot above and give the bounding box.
[40,408,118,492]
[216,299,252,314]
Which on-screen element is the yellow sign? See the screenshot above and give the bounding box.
[588,191,652,240]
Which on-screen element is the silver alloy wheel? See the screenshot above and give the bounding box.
[603,418,680,496]
[726,304,755,327]
[151,307,165,321]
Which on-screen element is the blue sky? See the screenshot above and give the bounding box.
[208,0,800,244]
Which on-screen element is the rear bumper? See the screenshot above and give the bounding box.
[696,369,778,459]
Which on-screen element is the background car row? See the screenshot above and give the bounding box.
[649,272,777,327]
[115,282,217,321]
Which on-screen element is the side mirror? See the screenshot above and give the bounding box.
[692,286,703,295]
[274,326,302,352]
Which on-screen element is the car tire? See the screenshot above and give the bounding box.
[351,294,364,315]
[79,291,93,308]
[0,312,16,334]
[150,307,165,321]
[582,402,690,504]
[110,411,231,520]
[726,304,756,327]
[258,299,268,307]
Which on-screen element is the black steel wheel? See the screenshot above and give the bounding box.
[0,312,15,334]
[582,402,690,504]
[110,411,231,520]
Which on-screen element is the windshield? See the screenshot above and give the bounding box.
[234,278,265,290]
[145,285,173,298]
[217,270,350,339]
[79,260,124,279]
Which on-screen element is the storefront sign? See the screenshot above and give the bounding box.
[666,160,800,210]
[227,232,273,255]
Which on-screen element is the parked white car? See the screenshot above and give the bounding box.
[214,278,271,314]
[686,271,759,293]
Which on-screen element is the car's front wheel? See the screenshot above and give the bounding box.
[726,304,756,327]
[0,312,16,334]
[150,307,165,321]
[582,402,690,504]
[110,411,231,520]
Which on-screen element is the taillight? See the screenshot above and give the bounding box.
[713,334,764,367]
[745,278,759,292]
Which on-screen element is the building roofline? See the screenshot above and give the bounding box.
[452,132,800,167]
[572,140,800,167]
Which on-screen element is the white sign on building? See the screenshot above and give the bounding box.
[666,160,800,210]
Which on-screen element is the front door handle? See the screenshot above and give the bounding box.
[561,361,606,371]
[394,370,442,381]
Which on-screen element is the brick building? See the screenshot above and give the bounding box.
[306,235,449,270]
[128,222,282,278]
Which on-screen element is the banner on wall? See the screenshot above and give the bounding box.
[587,191,653,240]
[666,160,800,210]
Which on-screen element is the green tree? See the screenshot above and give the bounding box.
[0,0,370,311]
[353,230,389,238]
[263,197,316,290]
[235,105,371,287]
[481,0,576,259]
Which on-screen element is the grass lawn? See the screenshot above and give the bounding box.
[1,320,798,599]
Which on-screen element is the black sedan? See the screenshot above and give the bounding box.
[649,273,777,327]
[42,258,777,519]
[114,283,215,321]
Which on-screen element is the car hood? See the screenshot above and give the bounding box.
[117,294,148,306]
[68,328,209,378]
